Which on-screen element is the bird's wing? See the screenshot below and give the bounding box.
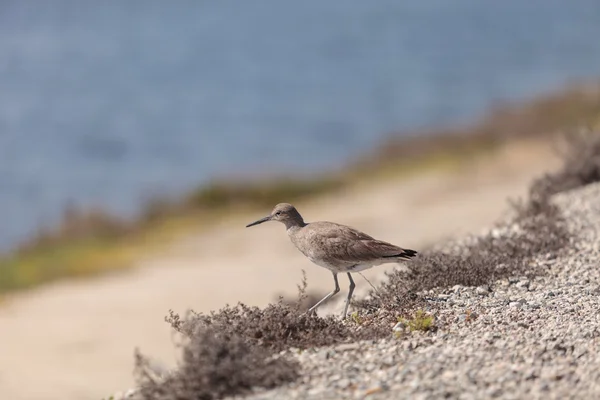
[346,238,411,261]
[309,222,413,263]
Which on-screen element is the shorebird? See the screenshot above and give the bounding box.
[246,203,417,318]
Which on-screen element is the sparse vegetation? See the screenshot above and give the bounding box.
[162,273,390,353]
[529,130,600,204]
[135,275,386,399]
[134,327,299,400]
[359,196,569,314]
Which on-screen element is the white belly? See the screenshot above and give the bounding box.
[348,263,377,272]
[307,257,380,273]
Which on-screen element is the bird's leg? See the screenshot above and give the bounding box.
[307,273,340,315]
[342,273,356,319]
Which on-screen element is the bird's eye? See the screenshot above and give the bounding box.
[275,212,281,216]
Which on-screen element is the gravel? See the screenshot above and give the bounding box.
[230,183,600,400]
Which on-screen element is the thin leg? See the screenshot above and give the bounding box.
[342,273,356,318]
[308,273,340,315]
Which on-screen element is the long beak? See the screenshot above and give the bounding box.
[245,215,271,228]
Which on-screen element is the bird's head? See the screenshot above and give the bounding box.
[246,203,305,229]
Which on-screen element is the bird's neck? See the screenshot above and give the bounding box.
[285,219,306,231]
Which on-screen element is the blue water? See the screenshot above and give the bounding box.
[1,1,600,250]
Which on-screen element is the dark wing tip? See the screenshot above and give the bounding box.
[403,249,418,257]
[382,248,418,260]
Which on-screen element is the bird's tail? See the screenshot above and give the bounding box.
[383,248,418,260]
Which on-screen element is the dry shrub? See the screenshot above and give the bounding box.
[165,274,388,353]
[135,274,390,400]
[165,302,383,354]
[134,327,298,400]
[529,131,600,204]
[358,199,568,313]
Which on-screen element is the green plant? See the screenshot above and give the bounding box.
[398,310,435,332]
[350,311,363,325]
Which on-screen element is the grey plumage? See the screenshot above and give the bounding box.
[246,203,417,318]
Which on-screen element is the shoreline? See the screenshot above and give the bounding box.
[1,81,599,296]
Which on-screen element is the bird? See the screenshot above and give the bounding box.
[245,203,417,318]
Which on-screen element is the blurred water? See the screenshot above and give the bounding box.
[1,1,600,250]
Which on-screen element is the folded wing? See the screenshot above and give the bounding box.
[311,222,417,264]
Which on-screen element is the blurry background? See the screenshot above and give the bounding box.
[1,1,600,400]
[2,0,600,250]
